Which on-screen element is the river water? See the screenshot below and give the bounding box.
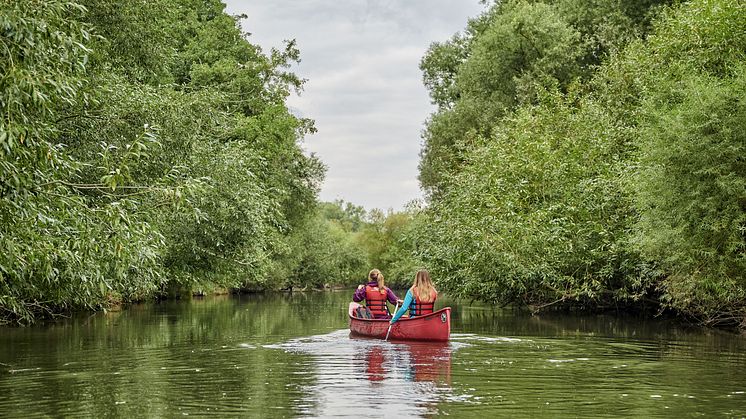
[0,291,744,417]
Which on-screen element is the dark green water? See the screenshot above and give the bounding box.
[1,291,745,417]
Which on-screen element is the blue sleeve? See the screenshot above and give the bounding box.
[391,289,413,323]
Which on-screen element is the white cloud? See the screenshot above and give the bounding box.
[224,0,486,211]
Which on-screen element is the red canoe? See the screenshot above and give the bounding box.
[348,302,451,342]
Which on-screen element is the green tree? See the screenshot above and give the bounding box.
[619,0,746,327]
[415,91,644,307]
[357,205,424,287]
[0,0,167,323]
[0,0,325,323]
[419,0,671,196]
[274,206,368,290]
[412,0,746,330]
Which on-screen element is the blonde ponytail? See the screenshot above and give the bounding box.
[369,269,387,295]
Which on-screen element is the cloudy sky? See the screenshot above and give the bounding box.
[223,0,486,211]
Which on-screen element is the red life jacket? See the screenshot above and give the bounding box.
[365,285,389,317]
[410,287,437,316]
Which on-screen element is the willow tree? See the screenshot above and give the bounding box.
[0,1,166,323]
[0,0,326,324]
[419,0,672,197]
[619,0,746,327]
[413,0,746,330]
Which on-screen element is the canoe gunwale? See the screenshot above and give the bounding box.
[348,307,451,323]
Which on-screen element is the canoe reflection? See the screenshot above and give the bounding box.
[400,341,452,384]
[282,331,458,417]
[365,345,386,381]
[360,340,452,384]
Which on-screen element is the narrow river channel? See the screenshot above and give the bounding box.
[1,291,744,417]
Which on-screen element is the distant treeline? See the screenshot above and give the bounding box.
[393,0,744,330]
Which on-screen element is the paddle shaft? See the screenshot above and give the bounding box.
[384,302,400,341]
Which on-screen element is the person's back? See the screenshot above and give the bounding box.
[410,285,437,316]
[390,270,437,324]
[363,283,388,317]
[352,269,399,319]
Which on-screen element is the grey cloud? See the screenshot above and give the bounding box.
[225,0,486,210]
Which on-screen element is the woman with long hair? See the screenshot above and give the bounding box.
[390,269,437,324]
[352,269,401,319]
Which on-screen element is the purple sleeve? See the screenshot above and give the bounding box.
[353,286,365,302]
[386,288,399,304]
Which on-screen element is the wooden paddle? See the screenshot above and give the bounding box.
[384,301,400,341]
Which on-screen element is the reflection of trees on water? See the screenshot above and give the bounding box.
[444,294,746,351]
[4,291,745,417]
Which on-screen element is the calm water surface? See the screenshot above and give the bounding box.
[1,291,745,417]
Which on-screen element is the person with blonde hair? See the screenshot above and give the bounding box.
[352,269,400,319]
[390,269,437,324]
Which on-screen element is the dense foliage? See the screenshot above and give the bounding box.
[272,201,368,291]
[620,0,746,326]
[418,0,672,197]
[411,0,746,329]
[2,0,743,331]
[0,0,328,324]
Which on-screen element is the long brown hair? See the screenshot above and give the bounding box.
[369,269,386,295]
[411,269,436,302]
